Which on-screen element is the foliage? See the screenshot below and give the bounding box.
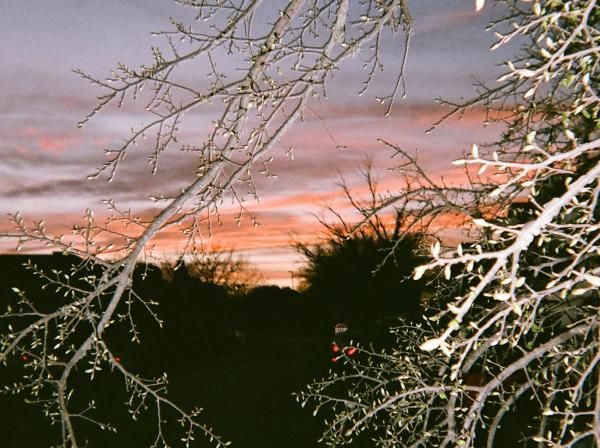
[161,249,261,294]
[296,168,426,327]
[300,1,600,447]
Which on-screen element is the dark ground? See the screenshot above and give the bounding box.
[0,254,360,447]
[0,254,537,447]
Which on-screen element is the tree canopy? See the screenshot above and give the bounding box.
[298,211,425,328]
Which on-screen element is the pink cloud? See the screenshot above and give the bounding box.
[36,135,78,154]
[23,127,40,136]
[0,97,505,284]
[416,7,481,33]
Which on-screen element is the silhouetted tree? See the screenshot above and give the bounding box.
[296,169,426,330]
[162,250,261,295]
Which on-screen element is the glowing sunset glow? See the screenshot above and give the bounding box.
[0,1,515,286]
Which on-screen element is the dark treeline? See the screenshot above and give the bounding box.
[0,251,424,448]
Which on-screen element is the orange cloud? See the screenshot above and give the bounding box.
[0,98,507,285]
[0,192,474,287]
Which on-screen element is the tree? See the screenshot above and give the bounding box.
[161,249,261,294]
[0,1,412,447]
[296,166,426,329]
[301,1,600,447]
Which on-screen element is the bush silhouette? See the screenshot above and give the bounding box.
[297,219,426,332]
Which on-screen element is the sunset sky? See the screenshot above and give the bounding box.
[0,1,517,286]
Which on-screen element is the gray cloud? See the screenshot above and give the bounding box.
[0,1,516,283]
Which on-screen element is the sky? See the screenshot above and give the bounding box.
[0,1,517,287]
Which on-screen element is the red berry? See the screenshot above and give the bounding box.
[331,356,340,363]
[345,347,357,357]
[21,354,29,362]
[331,343,340,353]
[114,356,121,363]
